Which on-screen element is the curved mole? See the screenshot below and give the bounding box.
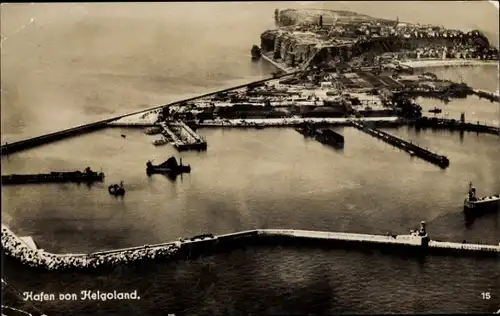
[2,223,499,272]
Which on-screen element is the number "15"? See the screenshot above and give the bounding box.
[481,292,491,300]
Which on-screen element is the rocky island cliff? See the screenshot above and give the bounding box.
[261,8,498,70]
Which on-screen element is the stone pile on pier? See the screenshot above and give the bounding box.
[1,224,180,272]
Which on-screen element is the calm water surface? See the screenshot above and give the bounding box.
[1,2,499,315]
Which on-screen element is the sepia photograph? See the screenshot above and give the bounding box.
[1,1,499,315]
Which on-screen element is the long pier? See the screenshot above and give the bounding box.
[0,119,114,156]
[2,221,499,273]
[409,117,500,136]
[472,88,500,102]
[350,120,450,169]
[0,72,301,156]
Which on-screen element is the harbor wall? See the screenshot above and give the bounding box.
[107,123,158,128]
[2,223,499,273]
[197,117,402,128]
[0,120,112,156]
[408,117,500,136]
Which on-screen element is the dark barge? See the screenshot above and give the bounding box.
[1,167,104,185]
[175,142,207,152]
[296,122,344,148]
[428,107,442,114]
[146,157,191,176]
[295,122,317,137]
[314,128,344,149]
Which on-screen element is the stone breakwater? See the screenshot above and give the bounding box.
[1,225,180,272]
[3,222,499,272]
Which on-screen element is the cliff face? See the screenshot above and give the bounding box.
[274,8,390,27]
[261,29,326,68]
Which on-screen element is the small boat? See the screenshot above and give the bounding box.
[146,157,191,176]
[108,181,125,196]
[428,107,442,114]
[153,138,168,146]
[121,134,126,138]
[251,45,261,60]
[144,126,163,135]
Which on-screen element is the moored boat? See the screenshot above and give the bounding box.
[144,126,163,135]
[1,167,104,185]
[146,157,191,176]
[251,45,261,60]
[295,122,316,137]
[315,128,345,149]
[428,107,442,114]
[108,181,125,196]
[153,138,168,146]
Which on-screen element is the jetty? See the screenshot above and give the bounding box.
[408,116,500,136]
[350,120,450,169]
[2,221,499,273]
[0,120,113,156]
[472,88,500,102]
[1,167,104,185]
[160,121,207,151]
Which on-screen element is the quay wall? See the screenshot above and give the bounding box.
[197,117,402,128]
[107,123,158,128]
[0,72,300,156]
[2,223,499,273]
[261,53,294,73]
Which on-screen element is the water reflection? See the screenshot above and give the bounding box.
[165,173,182,182]
[464,210,499,228]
